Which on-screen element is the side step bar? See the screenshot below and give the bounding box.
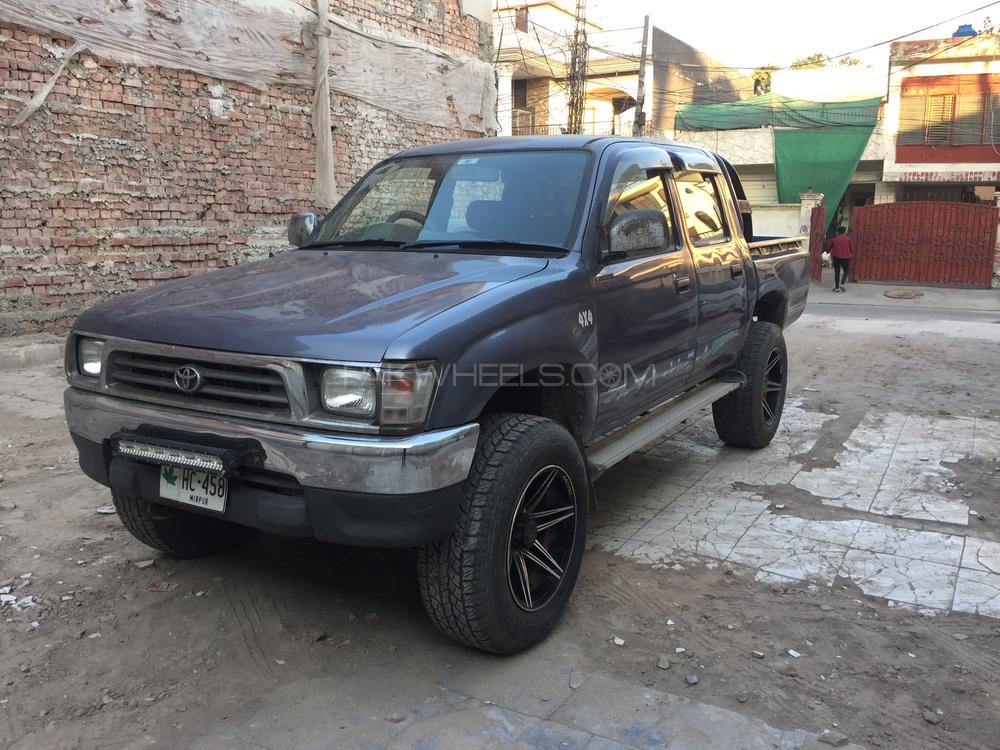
[586,376,743,479]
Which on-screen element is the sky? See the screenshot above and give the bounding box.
[588,0,997,70]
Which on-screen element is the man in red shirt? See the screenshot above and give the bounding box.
[827,226,853,293]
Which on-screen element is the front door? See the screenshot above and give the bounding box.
[671,170,750,381]
[593,146,697,434]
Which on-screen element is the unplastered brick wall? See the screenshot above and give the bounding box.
[321,0,489,59]
[0,2,488,335]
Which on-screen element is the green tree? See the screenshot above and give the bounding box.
[838,56,863,66]
[791,52,826,68]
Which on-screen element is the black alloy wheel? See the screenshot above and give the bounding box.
[761,347,785,426]
[506,465,578,612]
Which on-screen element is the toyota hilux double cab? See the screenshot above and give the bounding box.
[64,136,808,654]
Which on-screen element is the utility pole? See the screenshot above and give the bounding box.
[632,14,649,137]
[566,0,588,134]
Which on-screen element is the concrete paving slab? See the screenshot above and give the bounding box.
[599,396,1000,621]
[388,704,595,750]
[443,653,576,720]
[728,524,850,585]
[850,521,964,566]
[839,550,958,609]
[952,568,1000,618]
[961,538,1000,574]
[549,673,863,750]
[749,514,862,547]
[973,417,1000,458]
[807,281,1000,312]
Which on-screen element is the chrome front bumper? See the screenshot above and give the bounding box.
[64,388,479,495]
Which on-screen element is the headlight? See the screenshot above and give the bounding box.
[380,362,437,427]
[321,366,376,418]
[77,337,105,377]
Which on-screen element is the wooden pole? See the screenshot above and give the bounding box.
[312,0,336,207]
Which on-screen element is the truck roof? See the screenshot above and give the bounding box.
[398,135,720,172]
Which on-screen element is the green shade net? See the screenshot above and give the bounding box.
[676,93,881,230]
[774,126,874,229]
[675,93,883,130]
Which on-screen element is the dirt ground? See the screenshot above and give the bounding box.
[1,298,999,750]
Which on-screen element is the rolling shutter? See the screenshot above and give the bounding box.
[954,93,984,145]
[924,95,955,145]
[897,94,926,145]
[986,94,1000,145]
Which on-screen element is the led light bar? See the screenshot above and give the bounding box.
[114,439,225,474]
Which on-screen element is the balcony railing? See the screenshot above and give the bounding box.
[511,121,620,137]
[510,121,672,139]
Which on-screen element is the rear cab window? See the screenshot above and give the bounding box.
[675,172,730,245]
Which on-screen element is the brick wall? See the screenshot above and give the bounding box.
[0,2,489,335]
[324,0,488,58]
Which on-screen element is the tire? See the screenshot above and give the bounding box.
[417,413,589,654]
[712,322,788,449]
[112,492,255,559]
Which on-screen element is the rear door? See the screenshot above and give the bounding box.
[670,169,751,382]
[593,145,697,434]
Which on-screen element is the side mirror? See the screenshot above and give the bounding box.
[606,209,668,258]
[287,212,317,247]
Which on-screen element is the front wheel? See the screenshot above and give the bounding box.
[417,414,589,654]
[712,322,788,449]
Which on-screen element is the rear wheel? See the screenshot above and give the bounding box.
[417,414,588,654]
[113,492,255,559]
[712,322,787,449]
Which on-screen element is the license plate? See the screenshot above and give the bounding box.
[159,466,228,512]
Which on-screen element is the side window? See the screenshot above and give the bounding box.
[605,157,676,249]
[675,172,729,245]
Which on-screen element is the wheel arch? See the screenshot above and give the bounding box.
[476,364,593,445]
[753,289,787,328]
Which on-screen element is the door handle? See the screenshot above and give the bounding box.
[729,263,745,279]
[674,275,692,294]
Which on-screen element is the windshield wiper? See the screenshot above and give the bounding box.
[300,239,406,250]
[402,240,568,255]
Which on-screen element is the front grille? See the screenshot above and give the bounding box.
[106,351,290,417]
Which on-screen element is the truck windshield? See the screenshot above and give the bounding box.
[306,150,589,251]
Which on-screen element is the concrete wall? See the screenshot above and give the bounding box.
[752,205,801,238]
[0,2,491,335]
[650,28,752,133]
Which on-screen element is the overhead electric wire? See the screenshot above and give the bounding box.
[585,1,1000,71]
[495,1,996,134]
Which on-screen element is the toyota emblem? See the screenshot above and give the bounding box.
[173,365,203,393]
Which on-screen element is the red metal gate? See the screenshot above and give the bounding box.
[852,201,999,288]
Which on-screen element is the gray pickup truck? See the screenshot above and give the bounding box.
[63,136,808,653]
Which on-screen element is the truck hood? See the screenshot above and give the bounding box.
[76,250,548,362]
